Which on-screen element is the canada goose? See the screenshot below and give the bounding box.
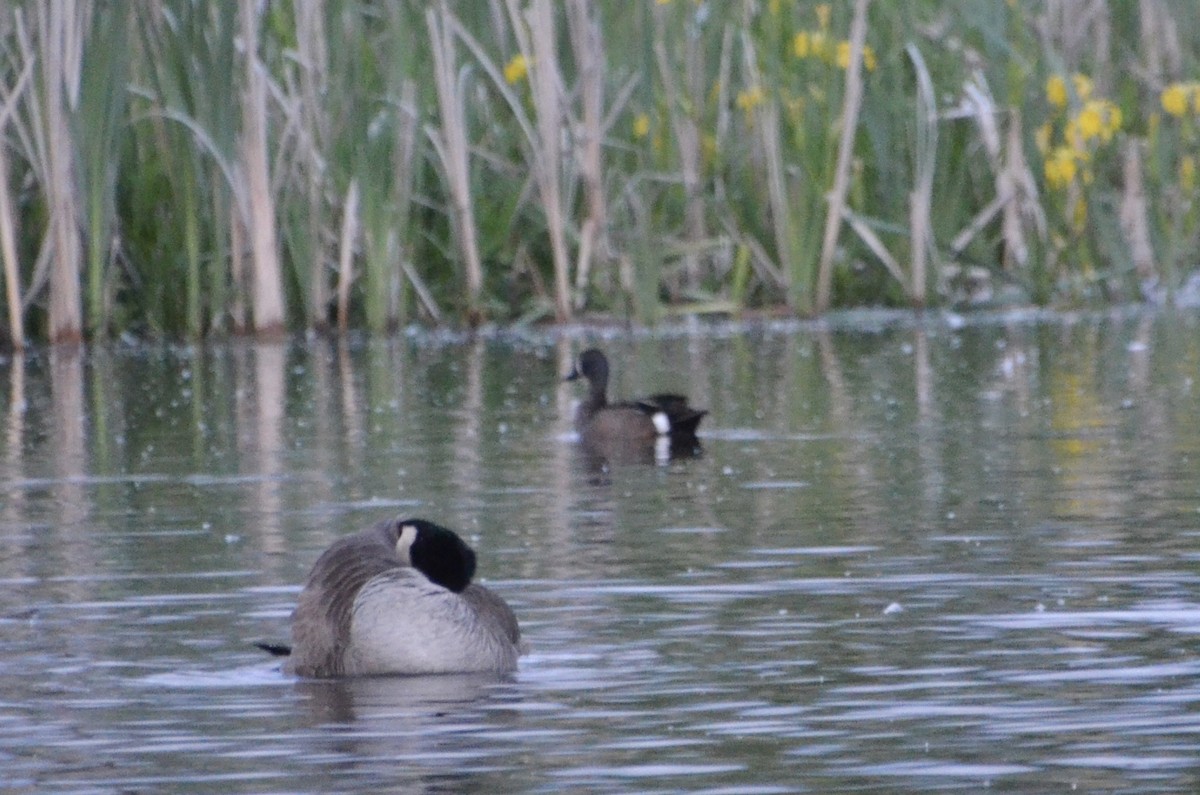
[261,517,520,677]
[565,348,707,447]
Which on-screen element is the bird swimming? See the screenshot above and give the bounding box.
[258,517,521,677]
[564,348,707,447]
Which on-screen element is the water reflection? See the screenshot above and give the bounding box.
[294,673,511,726]
[2,310,1200,792]
[573,433,702,473]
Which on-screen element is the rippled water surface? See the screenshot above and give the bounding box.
[3,310,1200,793]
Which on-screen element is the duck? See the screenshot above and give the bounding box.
[564,348,707,448]
[259,517,521,677]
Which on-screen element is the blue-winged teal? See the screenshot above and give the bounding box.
[565,348,707,445]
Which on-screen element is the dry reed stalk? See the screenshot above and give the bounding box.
[238,0,286,337]
[520,0,572,322]
[294,0,331,327]
[958,77,1016,267]
[566,0,607,311]
[1138,0,1182,85]
[41,0,85,344]
[713,25,734,176]
[653,35,705,295]
[426,4,484,324]
[376,79,444,329]
[401,259,443,323]
[1000,116,1030,270]
[336,179,359,331]
[950,194,1007,256]
[387,79,422,326]
[6,15,50,312]
[0,142,23,348]
[844,209,904,284]
[947,77,1043,275]
[740,32,796,306]
[717,217,785,288]
[229,199,248,334]
[1000,105,1046,272]
[0,57,32,349]
[1119,139,1155,282]
[815,0,869,313]
[906,43,936,307]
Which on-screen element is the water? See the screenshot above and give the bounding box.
[3,309,1200,793]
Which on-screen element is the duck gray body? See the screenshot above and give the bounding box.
[566,348,707,443]
[286,517,520,678]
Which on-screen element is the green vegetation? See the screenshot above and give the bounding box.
[0,0,1198,344]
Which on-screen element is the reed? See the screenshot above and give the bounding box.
[565,0,608,312]
[519,0,572,322]
[905,41,936,307]
[132,2,241,337]
[740,31,797,311]
[363,4,424,330]
[292,0,332,329]
[0,139,22,348]
[29,0,85,343]
[76,4,130,338]
[0,0,1197,342]
[237,0,285,336]
[652,17,708,299]
[335,178,358,331]
[0,54,32,349]
[426,3,484,325]
[815,0,869,314]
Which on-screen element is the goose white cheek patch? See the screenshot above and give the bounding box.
[396,524,419,564]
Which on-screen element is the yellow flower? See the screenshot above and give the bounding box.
[655,0,671,5]
[1071,73,1093,102]
[1071,193,1087,231]
[836,41,851,70]
[833,41,877,72]
[632,113,650,139]
[504,54,528,84]
[1044,146,1078,189]
[1182,155,1196,192]
[1064,117,1085,151]
[863,45,877,72]
[1046,74,1068,109]
[1076,105,1103,141]
[1035,122,1052,154]
[810,30,831,61]
[793,31,810,59]
[737,85,765,116]
[1161,83,1188,117]
[1076,99,1121,143]
[815,3,831,30]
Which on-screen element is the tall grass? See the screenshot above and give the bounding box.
[1,0,1199,342]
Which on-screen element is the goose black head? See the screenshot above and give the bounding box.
[394,519,477,593]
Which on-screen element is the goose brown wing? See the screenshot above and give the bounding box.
[291,531,400,676]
